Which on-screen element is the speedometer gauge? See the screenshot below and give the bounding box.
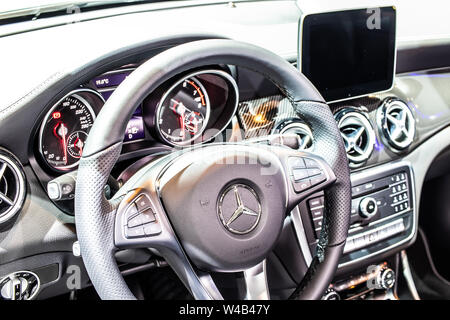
[156,76,210,145]
[39,89,100,171]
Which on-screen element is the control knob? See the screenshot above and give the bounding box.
[321,288,340,300]
[359,197,378,219]
[376,268,395,289]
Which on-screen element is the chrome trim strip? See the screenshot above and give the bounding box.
[243,260,269,300]
[343,218,405,254]
[401,250,420,300]
[290,206,313,266]
[349,207,411,234]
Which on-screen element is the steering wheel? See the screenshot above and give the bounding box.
[74,39,351,300]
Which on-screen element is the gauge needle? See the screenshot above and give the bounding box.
[179,114,186,139]
[171,99,193,116]
[57,123,68,165]
[172,99,187,139]
[74,137,83,155]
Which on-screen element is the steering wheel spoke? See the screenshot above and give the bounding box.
[110,144,286,300]
[266,145,337,211]
[243,260,270,300]
[111,158,225,299]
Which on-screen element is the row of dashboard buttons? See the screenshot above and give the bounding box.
[351,171,407,199]
[288,157,326,193]
[124,194,161,239]
[308,196,325,238]
[343,219,405,254]
[392,183,407,193]
[391,172,406,183]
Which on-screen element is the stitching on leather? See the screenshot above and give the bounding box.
[0,72,65,120]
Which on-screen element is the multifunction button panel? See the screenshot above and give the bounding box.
[350,171,410,223]
[304,164,414,261]
[122,194,161,239]
[288,157,327,193]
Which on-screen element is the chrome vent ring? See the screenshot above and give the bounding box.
[0,148,26,225]
[335,110,375,165]
[279,122,313,150]
[378,99,415,151]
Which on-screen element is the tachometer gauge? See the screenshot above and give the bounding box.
[39,89,101,171]
[156,76,210,145]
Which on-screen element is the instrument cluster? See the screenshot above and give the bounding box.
[37,67,239,173]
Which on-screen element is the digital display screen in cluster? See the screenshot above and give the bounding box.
[93,70,145,142]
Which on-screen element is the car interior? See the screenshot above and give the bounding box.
[1,0,450,301]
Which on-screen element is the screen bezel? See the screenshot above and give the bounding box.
[298,6,397,103]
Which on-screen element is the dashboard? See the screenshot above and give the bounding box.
[0,0,450,300]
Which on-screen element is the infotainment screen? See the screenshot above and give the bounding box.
[300,7,396,102]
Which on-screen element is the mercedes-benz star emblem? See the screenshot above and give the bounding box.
[217,184,262,235]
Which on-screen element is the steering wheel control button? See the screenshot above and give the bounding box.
[292,179,312,193]
[307,168,322,177]
[125,203,139,221]
[140,209,156,224]
[292,169,309,181]
[304,157,319,168]
[135,194,152,211]
[359,197,378,219]
[143,222,162,236]
[288,157,305,168]
[128,214,144,228]
[288,156,329,193]
[122,194,161,239]
[125,225,145,238]
[310,174,326,186]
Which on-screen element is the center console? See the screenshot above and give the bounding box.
[297,161,416,268]
[292,161,416,300]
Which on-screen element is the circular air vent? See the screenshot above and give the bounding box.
[335,110,375,165]
[0,148,26,225]
[279,122,313,150]
[377,98,415,151]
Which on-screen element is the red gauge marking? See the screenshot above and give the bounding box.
[187,80,206,106]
